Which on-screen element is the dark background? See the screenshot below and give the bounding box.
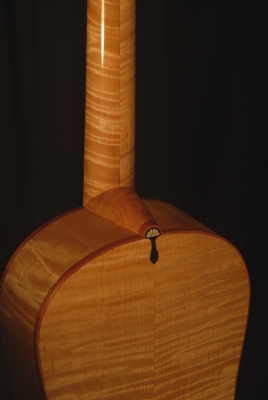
[0,0,267,398]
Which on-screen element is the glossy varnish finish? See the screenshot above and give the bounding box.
[83,0,135,204]
[38,231,249,400]
[0,0,250,398]
[0,201,249,399]
[0,208,135,399]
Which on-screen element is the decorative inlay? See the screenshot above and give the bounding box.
[145,227,161,264]
[145,228,161,238]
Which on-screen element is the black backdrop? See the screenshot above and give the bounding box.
[0,1,267,398]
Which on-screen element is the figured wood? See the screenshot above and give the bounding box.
[83,0,135,204]
[0,208,136,399]
[38,233,249,400]
[119,0,135,189]
[0,200,250,399]
[0,1,250,398]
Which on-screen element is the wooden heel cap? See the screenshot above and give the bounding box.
[85,187,162,237]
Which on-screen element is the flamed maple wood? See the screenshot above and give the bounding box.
[0,201,249,399]
[0,0,250,399]
[83,0,135,203]
[39,233,248,400]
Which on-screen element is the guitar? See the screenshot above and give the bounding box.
[0,0,250,399]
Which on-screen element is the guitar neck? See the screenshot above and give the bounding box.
[83,0,136,205]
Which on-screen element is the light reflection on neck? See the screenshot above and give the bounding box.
[101,0,105,65]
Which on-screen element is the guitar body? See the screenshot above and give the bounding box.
[0,199,249,399]
[0,0,250,398]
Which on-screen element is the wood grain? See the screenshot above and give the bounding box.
[38,233,249,400]
[0,200,250,399]
[83,0,135,204]
[0,1,250,398]
[0,208,136,399]
[119,0,135,189]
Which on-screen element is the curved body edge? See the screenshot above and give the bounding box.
[0,207,137,399]
[0,200,250,399]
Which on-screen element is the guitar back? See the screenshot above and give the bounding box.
[0,1,250,398]
[0,200,249,399]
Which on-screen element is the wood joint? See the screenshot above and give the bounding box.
[85,187,162,238]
